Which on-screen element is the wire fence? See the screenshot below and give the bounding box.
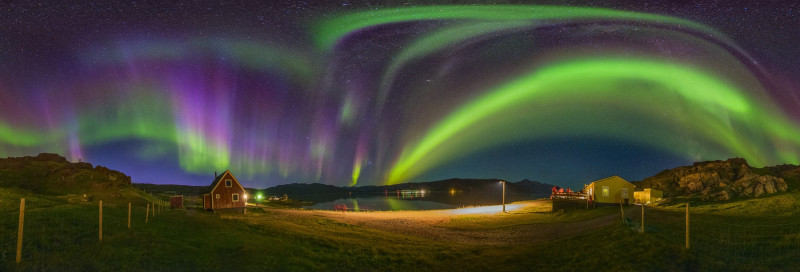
[622,204,800,270]
[0,210,17,266]
[0,196,171,270]
[691,219,800,268]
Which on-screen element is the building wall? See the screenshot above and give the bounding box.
[634,191,646,204]
[649,189,663,201]
[634,189,664,204]
[589,176,636,204]
[203,194,212,210]
[210,172,245,209]
[170,195,184,209]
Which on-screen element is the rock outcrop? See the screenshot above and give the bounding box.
[637,158,788,201]
[0,153,131,195]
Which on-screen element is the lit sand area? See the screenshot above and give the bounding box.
[270,199,625,246]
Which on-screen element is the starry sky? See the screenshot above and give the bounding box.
[1,1,799,189]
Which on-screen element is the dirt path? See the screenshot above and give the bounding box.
[274,202,630,246]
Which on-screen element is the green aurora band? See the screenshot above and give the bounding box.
[317,5,777,185]
[386,58,800,184]
[313,5,727,50]
[0,39,312,174]
[375,21,532,113]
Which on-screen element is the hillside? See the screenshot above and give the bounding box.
[635,158,793,201]
[134,183,210,197]
[0,153,132,197]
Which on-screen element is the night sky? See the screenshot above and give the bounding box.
[1,1,799,189]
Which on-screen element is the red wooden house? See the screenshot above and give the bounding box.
[203,170,246,211]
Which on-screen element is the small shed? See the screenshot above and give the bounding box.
[585,176,636,205]
[170,195,184,209]
[634,188,663,205]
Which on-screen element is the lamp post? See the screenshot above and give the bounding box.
[501,180,506,213]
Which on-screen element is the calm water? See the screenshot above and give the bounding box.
[306,192,544,211]
[308,196,456,211]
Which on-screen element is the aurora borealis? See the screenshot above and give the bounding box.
[1,2,798,188]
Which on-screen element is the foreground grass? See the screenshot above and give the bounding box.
[3,187,800,271]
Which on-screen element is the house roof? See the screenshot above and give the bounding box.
[206,170,244,193]
[588,175,635,187]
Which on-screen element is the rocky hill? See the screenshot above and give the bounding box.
[0,153,131,196]
[759,163,800,190]
[635,158,792,201]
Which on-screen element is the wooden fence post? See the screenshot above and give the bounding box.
[146,203,150,223]
[640,204,644,233]
[128,202,131,229]
[686,203,690,249]
[16,198,25,264]
[99,200,103,241]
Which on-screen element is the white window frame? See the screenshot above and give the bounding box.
[215,194,220,199]
[232,193,240,202]
[225,179,232,187]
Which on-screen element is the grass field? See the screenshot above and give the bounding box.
[2,186,800,271]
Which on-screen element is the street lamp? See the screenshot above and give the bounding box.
[500,180,506,213]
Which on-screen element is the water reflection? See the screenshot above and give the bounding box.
[306,192,544,211]
[309,196,454,211]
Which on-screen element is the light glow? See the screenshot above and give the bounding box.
[446,204,524,215]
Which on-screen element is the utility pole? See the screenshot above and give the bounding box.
[502,180,506,213]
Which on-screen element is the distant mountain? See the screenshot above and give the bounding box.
[0,153,131,196]
[253,178,556,204]
[346,178,555,195]
[514,179,556,195]
[634,158,792,201]
[132,178,557,204]
[265,182,348,196]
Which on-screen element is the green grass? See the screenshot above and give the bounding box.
[4,187,800,271]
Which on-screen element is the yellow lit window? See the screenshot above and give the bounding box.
[602,186,609,197]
